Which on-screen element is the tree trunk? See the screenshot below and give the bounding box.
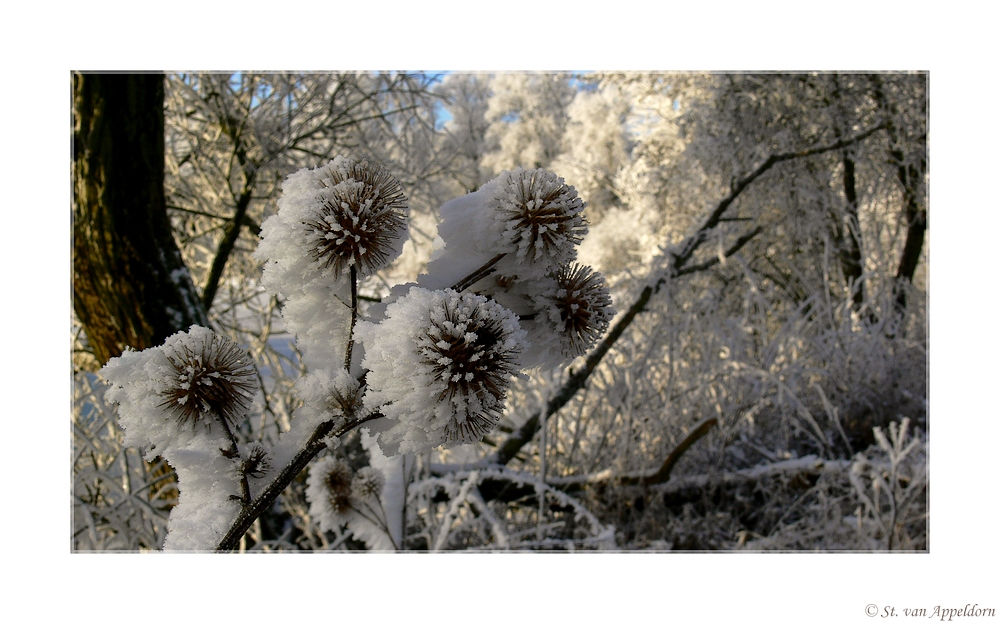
[870,74,927,316]
[73,73,208,369]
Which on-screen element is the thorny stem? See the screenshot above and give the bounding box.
[450,253,506,292]
[216,411,384,551]
[344,265,358,371]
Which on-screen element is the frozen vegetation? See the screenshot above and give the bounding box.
[73,72,927,551]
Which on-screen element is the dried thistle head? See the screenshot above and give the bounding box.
[158,329,257,429]
[323,458,355,515]
[325,377,364,421]
[303,158,408,280]
[552,264,614,357]
[418,292,522,444]
[491,168,587,267]
[351,466,385,500]
[239,442,272,479]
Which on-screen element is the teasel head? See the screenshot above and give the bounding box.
[325,374,365,422]
[239,442,272,480]
[351,466,385,500]
[551,264,614,357]
[490,168,587,268]
[322,458,355,515]
[157,329,257,430]
[302,158,408,280]
[417,291,523,445]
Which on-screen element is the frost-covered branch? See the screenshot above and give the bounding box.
[216,411,382,552]
[492,123,887,468]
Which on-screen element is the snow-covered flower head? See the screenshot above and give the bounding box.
[486,168,587,273]
[547,264,615,357]
[356,288,527,455]
[303,158,409,280]
[255,156,409,292]
[101,327,258,455]
[158,328,258,429]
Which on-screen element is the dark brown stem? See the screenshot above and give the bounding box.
[345,265,358,371]
[621,418,717,486]
[450,253,506,292]
[218,417,251,507]
[215,411,383,552]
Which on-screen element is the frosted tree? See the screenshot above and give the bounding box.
[481,73,575,175]
[436,72,493,193]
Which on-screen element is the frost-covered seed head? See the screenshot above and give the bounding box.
[240,442,272,479]
[418,294,522,443]
[492,168,587,265]
[323,459,355,515]
[351,466,385,500]
[158,331,257,429]
[303,158,408,279]
[326,380,364,420]
[552,264,614,357]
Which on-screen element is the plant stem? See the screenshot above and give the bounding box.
[215,411,383,551]
[450,253,506,292]
[344,265,358,371]
[219,417,252,506]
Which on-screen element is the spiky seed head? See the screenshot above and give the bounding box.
[351,466,385,500]
[302,158,408,279]
[552,264,614,357]
[491,168,587,266]
[417,292,522,444]
[240,442,272,479]
[323,458,355,515]
[158,330,257,429]
[326,379,365,420]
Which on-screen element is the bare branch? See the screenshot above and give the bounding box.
[492,123,886,467]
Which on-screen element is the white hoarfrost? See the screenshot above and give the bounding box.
[254,157,408,370]
[422,168,587,287]
[100,326,260,550]
[305,452,397,550]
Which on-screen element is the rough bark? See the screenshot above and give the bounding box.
[73,73,208,368]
